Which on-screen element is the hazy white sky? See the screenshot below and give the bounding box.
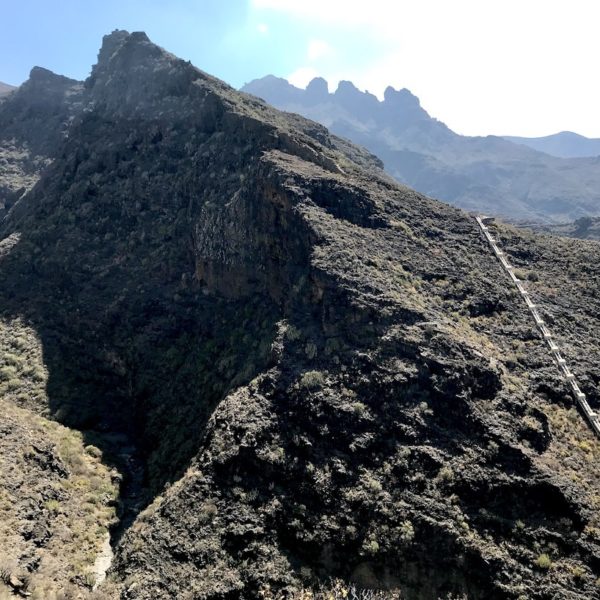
[2,1,598,137]
[251,0,600,137]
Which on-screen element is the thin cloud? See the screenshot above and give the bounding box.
[307,39,331,61]
[250,0,600,137]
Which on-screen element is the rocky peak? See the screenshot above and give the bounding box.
[0,67,83,219]
[94,29,133,70]
[334,79,359,96]
[242,74,303,107]
[85,30,185,114]
[18,66,80,99]
[78,33,365,174]
[382,85,429,121]
[333,80,379,119]
[0,64,82,173]
[305,76,329,104]
[28,66,71,84]
[89,30,157,81]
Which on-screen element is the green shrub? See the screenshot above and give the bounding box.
[399,520,415,542]
[284,324,301,341]
[0,365,17,381]
[199,502,218,523]
[366,477,382,493]
[513,269,528,281]
[304,342,317,359]
[363,539,380,554]
[3,353,24,368]
[299,370,326,390]
[570,565,586,582]
[437,466,455,483]
[4,378,22,391]
[44,499,61,513]
[351,401,368,416]
[534,553,552,570]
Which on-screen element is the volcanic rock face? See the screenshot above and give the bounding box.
[1,31,600,600]
[0,66,82,219]
[242,76,600,224]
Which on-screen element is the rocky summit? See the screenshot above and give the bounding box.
[1,30,600,600]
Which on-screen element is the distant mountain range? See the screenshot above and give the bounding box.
[242,76,600,223]
[504,131,600,159]
[0,82,16,97]
[527,215,600,241]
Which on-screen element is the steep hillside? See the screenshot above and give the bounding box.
[242,76,600,224]
[1,31,600,600]
[505,132,600,159]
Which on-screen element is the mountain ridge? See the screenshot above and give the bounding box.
[242,76,600,224]
[504,131,600,159]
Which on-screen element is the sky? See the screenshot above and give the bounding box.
[1,0,599,137]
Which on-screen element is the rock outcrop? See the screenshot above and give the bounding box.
[1,31,600,600]
[0,67,82,219]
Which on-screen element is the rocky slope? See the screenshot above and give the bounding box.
[0,315,119,599]
[0,68,82,220]
[242,76,600,224]
[504,132,600,159]
[1,31,600,600]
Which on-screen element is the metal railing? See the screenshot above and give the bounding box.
[475,216,600,437]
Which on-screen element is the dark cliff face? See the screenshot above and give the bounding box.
[1,31,600,600]
[242,76,600,224]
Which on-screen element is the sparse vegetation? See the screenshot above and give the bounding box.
[0,324,118,599]
[292,580,402,599]
[436,466,455,484]
[399,520,415,542]
[534,553,553,570]
[299,370,326,390]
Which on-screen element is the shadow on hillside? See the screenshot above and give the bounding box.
[0,229,281,534]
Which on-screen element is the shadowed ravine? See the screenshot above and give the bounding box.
[91,434,146,587]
